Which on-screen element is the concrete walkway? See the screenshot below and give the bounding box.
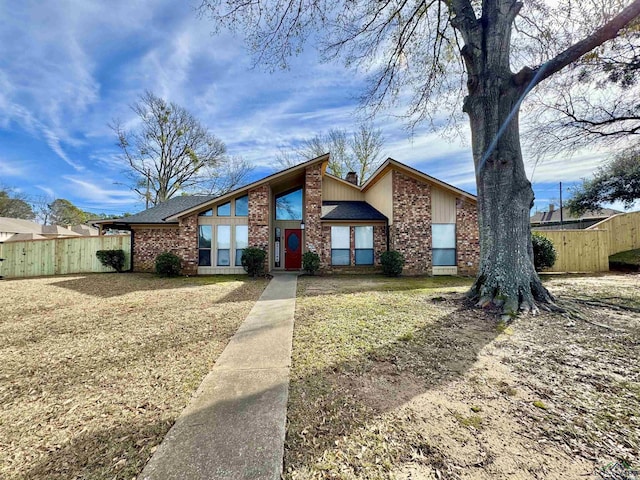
[141,273,299,480]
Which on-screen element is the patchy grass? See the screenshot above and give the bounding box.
[609,248,640,271]
[0,273,267,480]
[285,274,640,479]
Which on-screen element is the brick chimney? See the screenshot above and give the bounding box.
[345,171,358,185]
[548,204,555,213]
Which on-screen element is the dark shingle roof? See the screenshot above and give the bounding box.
[107,195,217,225]
[530,207,622,224]
[321,201,387,221]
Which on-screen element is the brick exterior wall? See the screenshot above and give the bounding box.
[390,170,432,275]
[249,184,270,269]
[178,213,198,275]
[374,225,387,264]
[132,213,199,274]
[456,198,480,276]
[304,163,324,266]
[133,226,181,272]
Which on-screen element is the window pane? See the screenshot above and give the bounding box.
[331,249,350,266]
[331,226,350,249]
[199,225,212,248]
[432,224,456,249]
[355,249,374,265]
[198,249,211,266]
[217,249,230,266]
[355,226,373,249]
[433,249,456,266]
[235,195,248,216]
[235,249,244,266]
[217,202,231,216]
[235,225,248,249]
[275,188,303,220]
[235,225,248,267]
[217,225,231,249]
[198,209,213,217]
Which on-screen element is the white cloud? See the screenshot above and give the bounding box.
[63,175,139,208]
[0,158,26,178]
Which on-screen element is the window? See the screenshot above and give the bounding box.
[235,225,248,266]
[217,202,231,216]
[217,225,231,266]
[331,226,350,265]
[355,226,374,265]
[235,195,248,216]
[198,225,212,266]
[432,224,456,266]
[198,209,213,217]
[275,188,303,220]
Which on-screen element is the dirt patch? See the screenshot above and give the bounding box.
[0,273,267,480]
[285,274,640,480]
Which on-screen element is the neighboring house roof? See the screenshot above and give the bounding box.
[5,233,48,242]
[71,224,100,236]
[101,195,217,225]
[41,225,82,237]
[0,217,43,235]
[530,207,622,224]
[321,201,387,221]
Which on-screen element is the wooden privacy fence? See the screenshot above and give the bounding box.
[587,211,640,255]
[536,211,640,272]
[0,235,131,279]
[537,230,610,273]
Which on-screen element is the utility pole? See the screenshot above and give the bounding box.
[559,182,564,230]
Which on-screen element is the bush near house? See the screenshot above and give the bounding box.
[302,251,321,275]
[380,250,405,276]
[531,233,557,271]
[155,252,181,277]
[242,246,267,277]
[95,249,126,273]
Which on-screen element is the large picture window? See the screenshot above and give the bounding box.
[331,226,350,265]
[355,226,374,265]
[217,225,231,266]
[198,225,212,266]
[235,225,248,266]
[432,224,456,266]
[275,188,303,220]
[217,202,231,216]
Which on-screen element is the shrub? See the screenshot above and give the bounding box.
[241,246,267,277]
[531,232,557,271]
[380,250,405,277]
[302,251,321,275]
[96,249,126,272]
[155,252,181,277]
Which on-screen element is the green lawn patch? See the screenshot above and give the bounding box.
[609,248,640,271]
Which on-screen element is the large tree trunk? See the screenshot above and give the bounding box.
[461,2,554,315]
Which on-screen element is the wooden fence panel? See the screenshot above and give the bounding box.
[538,230,610,272]
[587,211,640,255]
[0,235,131,279]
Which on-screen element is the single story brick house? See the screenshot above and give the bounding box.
[98,155,479,276]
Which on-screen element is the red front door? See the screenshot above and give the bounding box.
[284,229,302,270]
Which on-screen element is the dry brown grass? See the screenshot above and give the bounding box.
[285,274,640,480]
[0,273,267,480]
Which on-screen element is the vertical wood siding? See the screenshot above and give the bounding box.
[0,235,131,278]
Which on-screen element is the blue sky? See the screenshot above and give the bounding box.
[0,0,620,217]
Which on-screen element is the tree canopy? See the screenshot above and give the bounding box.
[0,187,35,220]
[48,199,90,226]
[200,0,640,314]
[113,91,251,207]
[567,147,640,215]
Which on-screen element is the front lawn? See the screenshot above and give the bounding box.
[0,273,267,480]
[285,274,640,479]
